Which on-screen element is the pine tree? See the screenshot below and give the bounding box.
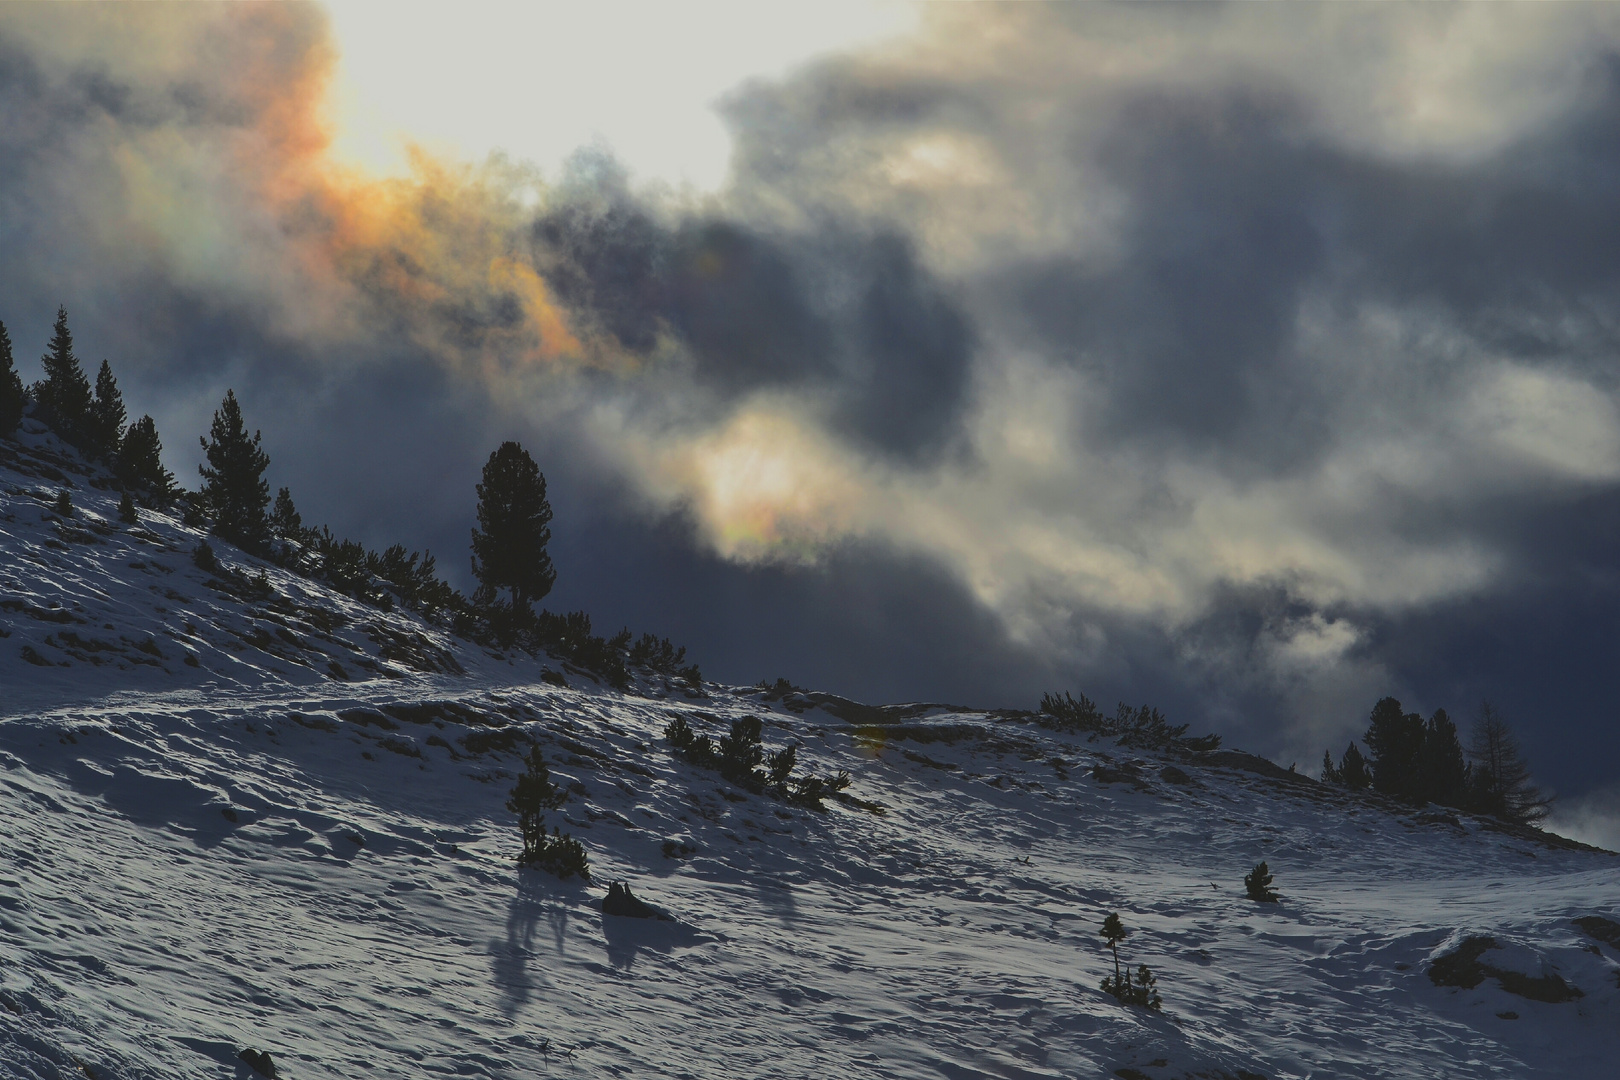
[33,306,92,444]
[506,745,588,878]
[1468,702,1551,825]
[1244,861,1280,903]
[87,360,127,460]
[1419,708,1470,808]
[117,415,175,497]
[198,390,271,551]
[1321,749,1341,785]
[0,319,24,437]
[1364,697,1426,801]
[117,490,138,524]
[1099,912,1127,986]
[270,487,303,539]
[1338,742,1371,790]
[506,745,565,864]
[470,440,556,613]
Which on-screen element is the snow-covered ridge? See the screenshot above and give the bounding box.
[3,427,1619,1079]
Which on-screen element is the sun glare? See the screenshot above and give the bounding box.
[323,0,919,190]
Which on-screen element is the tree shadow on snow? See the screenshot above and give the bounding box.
[489,870,575,1016]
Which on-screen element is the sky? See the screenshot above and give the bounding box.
[1,3,1618,820]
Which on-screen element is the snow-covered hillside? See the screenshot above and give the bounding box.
[3,427,1618,1080]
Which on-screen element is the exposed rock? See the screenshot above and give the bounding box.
[1429,936,1584,1002]
[238,1048,277,1078]
[602,881,671,920]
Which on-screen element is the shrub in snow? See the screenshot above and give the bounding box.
[55,489,71,517]
[193,540,217,573]
[1036,690,1219,752]
[117,490,137,524]
[1244,861,1280,903]
[664,714,850,809]
[506,745,590,880]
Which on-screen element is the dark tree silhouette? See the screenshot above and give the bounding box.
[506,745,589,879]
[117,415,174,497]
[1099,912,1126,985]
[87,360,126,459]
[506,745,565,863]
[1333,742,1372,790]
[1418,708,1469,808]
[470,440,556,612]
[270,487,303,539]
[1364,697,1426,801]
[33,306,91,443]
[117,490,138,524]
[1468,702,1551,825]
[198,390,271,550]
[1245,861,1280,903]
[0,320,24,436]
[1098,912,1162,1009]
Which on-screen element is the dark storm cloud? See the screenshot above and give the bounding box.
[535,177,972,459]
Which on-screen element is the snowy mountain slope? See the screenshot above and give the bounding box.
[3,431,1619,1080]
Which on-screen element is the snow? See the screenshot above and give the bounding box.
[3,428,1619,1080]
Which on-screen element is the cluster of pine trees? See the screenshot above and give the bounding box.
[1,306,701,692]
[0,308,175,499]
[1321,697,1550,825]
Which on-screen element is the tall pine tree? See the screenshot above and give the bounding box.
[117,415,175,497]
[1363,697,1426,801]
[198,389,271,551]
[88,360,127,460]
[0,319,24,436]
[1418,708,1470,808]
[470,440,556,612]
[33,306,92,444]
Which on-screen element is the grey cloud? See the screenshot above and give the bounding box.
[4,4,1620,804]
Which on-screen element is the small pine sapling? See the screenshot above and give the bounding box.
[55,490,72,517]
[193,541,218,573]
[1100,912,1127,985]
[506,745,589,880]
[1244,861,1280,903]
[117,490,138,524]
[1098,913,1164,1009]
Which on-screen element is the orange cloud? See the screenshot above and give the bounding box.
[145,4,591,382]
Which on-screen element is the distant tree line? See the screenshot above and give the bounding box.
[1,305,700,692]
[1321,697,1550,826]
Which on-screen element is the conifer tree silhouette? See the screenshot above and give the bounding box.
[117,415,174,497]
[1244,861,1280,903]
[0,320,24,436]
[88,360,126,460]
[270,487,303,539]
[1100,912,1126,985]
[470,441,556,613]
[198,390,271,550]
[34,307,91,443]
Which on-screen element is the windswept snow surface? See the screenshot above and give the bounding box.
[3,429,1619,1080]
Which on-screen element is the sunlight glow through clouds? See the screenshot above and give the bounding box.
[324,0,920,190]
